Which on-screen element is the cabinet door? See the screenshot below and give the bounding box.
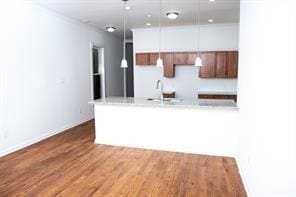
[198,94,237,102]
[226,51,238,78]
[187,52,198,65]
[199,52,216,78]
[163,53,174,78]
[216,52,227,78]
[136,53,149,65]
[149,53,161,65]
[174,52,188,65]
[163,92,175,98]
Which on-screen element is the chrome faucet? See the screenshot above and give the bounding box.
[156,80,164,102]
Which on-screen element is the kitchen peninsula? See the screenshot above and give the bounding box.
[92,97,238,157]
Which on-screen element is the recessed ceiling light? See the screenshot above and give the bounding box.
[209,0,215,2]
[208,19,214,23]
[147,14,152,18]
[166,12,179,20]
[146,23,151,26]
[125,5,132,10]
[106,26,116,32]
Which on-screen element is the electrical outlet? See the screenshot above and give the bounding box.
[79,108,83,114]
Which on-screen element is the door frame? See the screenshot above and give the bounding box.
[89,42,106,100]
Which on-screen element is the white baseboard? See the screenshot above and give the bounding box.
[0,118,93,157]
[94,139,236,158]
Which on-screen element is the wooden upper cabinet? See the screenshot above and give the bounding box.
[136,53,149,65]
[135,51,238,78]
[199,52,216,78]
[226,51,238,78]
[149,53,159,65]
[187,52,198,65]
[215,52,227,78]
[174,52,188,65]
[163,53,174,78]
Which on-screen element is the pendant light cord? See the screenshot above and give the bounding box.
[158,0,161,59]
[197,0,200,58]
[123,0,127,98]
[123,1,126,59]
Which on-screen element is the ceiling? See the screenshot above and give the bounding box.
[32,0,240,38]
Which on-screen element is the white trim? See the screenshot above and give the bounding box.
[94,139,236,158]
[100,48,106,98]
[0,118,93,157]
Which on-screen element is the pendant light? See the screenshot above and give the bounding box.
[156,0,164,67]
[121,0,128,69]
[121,0,128,98]
[195,0,203,67]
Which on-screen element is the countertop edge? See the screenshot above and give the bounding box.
[89,100,239,111]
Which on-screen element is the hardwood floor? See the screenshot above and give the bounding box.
[0,120,246,197]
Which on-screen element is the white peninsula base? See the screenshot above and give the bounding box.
[93,98,238,157]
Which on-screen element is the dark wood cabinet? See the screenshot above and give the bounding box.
[136,52,174,77]
[199,52,216,78]
[163,53,174,78]
[149,53,162,65]
[187,52,198,65]
[136,53,149,65]
[135,51,238,78]
[198,94,237,102]
[174,52,199,65]
[174,52,188,65]
[226,51,238,78]
[215,52,227,78]
[163,92,175,98]
[200,51,238,78]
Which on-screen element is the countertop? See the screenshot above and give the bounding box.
[90,97,238,110]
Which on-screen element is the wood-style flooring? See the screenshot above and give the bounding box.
[0,120,247,197]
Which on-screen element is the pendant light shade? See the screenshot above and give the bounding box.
[156,0,163,68]
[194,56,202,67]
[195,0,203,67]
[156,58,164,67]
[121,58,128,68]
[121,0,128,69]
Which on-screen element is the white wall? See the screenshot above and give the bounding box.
[132,24,239,99]
[0,2,123,156]
[237,1,296,196]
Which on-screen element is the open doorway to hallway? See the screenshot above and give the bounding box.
[91,44,106,100]
[125,42,134,97]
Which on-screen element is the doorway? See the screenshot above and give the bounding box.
[125,42,134,97]
[91,44,105,100]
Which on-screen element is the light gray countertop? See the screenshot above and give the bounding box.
[90,97,238,110]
